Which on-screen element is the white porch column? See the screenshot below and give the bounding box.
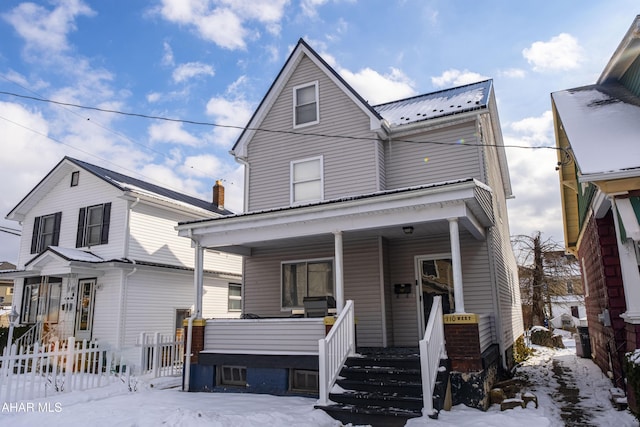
[333,231,345,314]
[448,218,466,313]
[194,242,204,319]
[611,198,640,323]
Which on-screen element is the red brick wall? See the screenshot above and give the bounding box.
[444,323,482,372]
[579,212,627,389]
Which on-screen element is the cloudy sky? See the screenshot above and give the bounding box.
[0,0,637,264]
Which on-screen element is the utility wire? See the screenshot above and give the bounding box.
[0,226,21,237]
[0,89,567,155]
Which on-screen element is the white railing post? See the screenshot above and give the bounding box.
[317,300,355,407]
[152,332,160,378]
[420,295,445,417]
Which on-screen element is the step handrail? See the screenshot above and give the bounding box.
[419,295,446,417]
[13,320,43,352]
[318,299,355,406]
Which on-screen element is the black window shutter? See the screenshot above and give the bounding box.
[76,207,86,248]
[100,202,111,244]
[52,212,62,247]
[30,216,41,254]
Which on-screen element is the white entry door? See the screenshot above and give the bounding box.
[75,279,96,341]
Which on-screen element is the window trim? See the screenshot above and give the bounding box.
[293,81,319,128]
[228,283,242,312]
[281,257,335,310]
[290,156,324,205]
[30,212,62,254]
[70,171,79,187]
[21,276,62,324]
[76,203,111,248]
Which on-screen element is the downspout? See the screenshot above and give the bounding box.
[117,197,139,350]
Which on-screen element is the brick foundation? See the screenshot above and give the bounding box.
[184,318,206,365]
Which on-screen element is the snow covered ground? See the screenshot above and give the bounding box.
[1,332,637,427]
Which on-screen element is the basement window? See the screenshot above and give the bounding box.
[220,365,246,387]
[290,369,318,393]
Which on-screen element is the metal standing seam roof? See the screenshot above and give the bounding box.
[67,157,234,215]
[373,80,492,126]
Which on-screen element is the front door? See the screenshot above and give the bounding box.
[415,254,453,335]
[75,279,96,341]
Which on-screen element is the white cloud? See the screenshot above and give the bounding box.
[162,41,175,66]
[2,0,94,55]
[205,96,253,147]
[503,110,564,243]
[300,0,354,17]
[499,68,526,79]
[431,69,489,88]
[172,62,215,83]
[147,92,161,103]
[523,33,584,73]
[339,67,416,105]
[148,121,200,146]
[157,0,289,50]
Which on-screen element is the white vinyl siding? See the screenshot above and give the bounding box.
[293,81,319,128]
[246,56,379,212]
[128,204,242,274]
[16,172,126,267]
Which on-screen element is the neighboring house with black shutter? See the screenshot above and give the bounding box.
[0,156,242,362]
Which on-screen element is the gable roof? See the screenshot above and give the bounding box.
[231,38,383,159]
[7,156,232,221]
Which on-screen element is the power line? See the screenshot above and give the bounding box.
[0,226,21,237]
[0,89,566,154]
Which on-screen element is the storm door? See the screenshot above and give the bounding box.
[415,254,454,334]
[75,278,96,341]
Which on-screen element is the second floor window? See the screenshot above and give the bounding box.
[291,156,323,204]
[76,203,111,247]
[293,82,319,127]
[30,212,62,254]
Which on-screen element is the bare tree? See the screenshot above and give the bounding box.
[512,232,581,329]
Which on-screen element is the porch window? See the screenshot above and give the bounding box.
[76,203,111,247]
[21,276,62,324]
[30,212,62,254]
[293,81,319,127]
[228,283,242,311]
[290,156,323,205]
[282,259,333,309]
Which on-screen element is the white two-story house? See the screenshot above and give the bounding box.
[176,39,523,423]
[1,156,242,363]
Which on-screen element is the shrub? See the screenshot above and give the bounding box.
[513,335,534,363]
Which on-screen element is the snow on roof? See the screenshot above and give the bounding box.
[552,83,640,177]
[48,246,104,263]
[374,80,491,126]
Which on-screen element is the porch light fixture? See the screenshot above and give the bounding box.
[402,226,414,235]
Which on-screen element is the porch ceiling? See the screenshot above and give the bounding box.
[178,179,494,254]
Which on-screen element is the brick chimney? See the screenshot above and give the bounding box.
[213,180,224,210]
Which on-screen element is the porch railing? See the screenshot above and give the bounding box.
[419,295,446,417]
[318,299,355,406]
[137,332,184,378]
[13,321,43,352]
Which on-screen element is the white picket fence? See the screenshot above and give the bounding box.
[0,337,134,403]
[137,332,184,378]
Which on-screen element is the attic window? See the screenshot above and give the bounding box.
[293,82,319,128]
[71,171,79,187]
